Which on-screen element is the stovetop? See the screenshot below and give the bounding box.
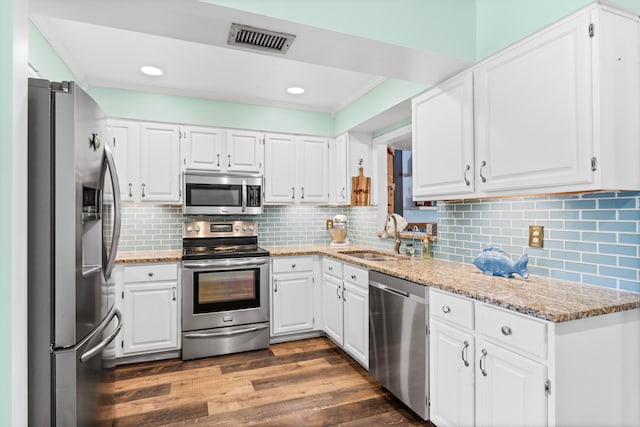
[182,220,269,260]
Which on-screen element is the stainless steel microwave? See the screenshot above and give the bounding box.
[183,172,263,215]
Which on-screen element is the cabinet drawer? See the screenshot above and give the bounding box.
[430,289,474,330]
[324,258,343,278]
[476,303,547,359]
[343,264,368,289]
[124,263,178,283]
[272,256,313,274]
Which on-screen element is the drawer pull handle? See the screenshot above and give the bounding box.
[172,286,176,301]
[501,326,512,336]
[336,285,341,300]
[328,266,333,271]
[479,349,488,376]
[274,278,278,293]
[442,305,451,314]
[461,340,470,367]
[351,274,357,280]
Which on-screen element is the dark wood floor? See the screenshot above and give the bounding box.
[112,337,432,426]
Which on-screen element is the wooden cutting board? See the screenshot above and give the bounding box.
[351,166,371,206]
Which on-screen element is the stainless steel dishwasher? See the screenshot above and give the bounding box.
[369,271,429,420]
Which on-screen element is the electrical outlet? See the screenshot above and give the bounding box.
[529,225,544,248]
[326,219,333,230]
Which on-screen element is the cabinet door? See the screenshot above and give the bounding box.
[122,281,178,354]
[297,136,329,203]
[429,320,475,427]
[182,126,224,171]
[331,134,349,204]
[272,273,314,335]
[264,133,297,203]
[107,120,139,202]
[474,13,593,193]
[226,130,264,174]
[343,282,368,367]
[140,123,181,202]
[412,73,474,199]
[476,339,548,427]
[322,274,343,345]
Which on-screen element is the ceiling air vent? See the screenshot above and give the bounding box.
[228,23,296,54]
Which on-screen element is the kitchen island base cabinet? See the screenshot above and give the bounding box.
[114,263,180,360]
[429,288,640,427]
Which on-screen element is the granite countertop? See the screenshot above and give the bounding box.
[116,249,182,264]
[265,244,640,323]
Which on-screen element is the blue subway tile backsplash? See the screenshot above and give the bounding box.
[434,191,639,293]
[119,191,639,293]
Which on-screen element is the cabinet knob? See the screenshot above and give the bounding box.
[172,286,176,301]
[479,349,488,376]
[463,164,471,186]
[461,340,470,367]
[291,264,296,269]
[479,160,487,183]
[501,326,512,336]
[141,183,146,197]
[128,183,133,198]
[351,274,356,280]
[442,305,451,314]
[328,266,333,271]
[274,278,278,293]
[148,272,154,277]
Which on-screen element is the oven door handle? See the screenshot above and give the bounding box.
[183,258,269,269]
[183,324,268,339]
[241,179,247,213]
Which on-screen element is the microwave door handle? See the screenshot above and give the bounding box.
[242,179,247,213]
[104,144,122,280]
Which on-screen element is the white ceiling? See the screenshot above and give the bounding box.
[29,0,471,131]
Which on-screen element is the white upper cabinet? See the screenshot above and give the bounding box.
[330,134,350,204]
[182,127,263,174]
[413,4,640,201]
[140,123,181,202]
[412,72,474,199]
[182,126,224,171]
[107,120,180,203]
[264,133,329,204]
[474,11,594,193]
[107,120,139,202]
[226,130,264,174]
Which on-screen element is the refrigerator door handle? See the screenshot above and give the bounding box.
[80,309,122,363]
[103,144,122,280]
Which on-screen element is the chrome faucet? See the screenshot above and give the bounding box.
[382,213,401,254]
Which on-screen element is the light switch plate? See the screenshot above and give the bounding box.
[529,225,544,248]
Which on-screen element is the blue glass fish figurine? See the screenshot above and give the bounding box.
[472,246,529,279]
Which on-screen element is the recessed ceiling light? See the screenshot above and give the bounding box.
[140,66,163,76]
[287,86,305,95]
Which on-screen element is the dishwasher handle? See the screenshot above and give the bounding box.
[369,280,411,299]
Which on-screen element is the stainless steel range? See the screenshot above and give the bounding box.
[181,220,270,360]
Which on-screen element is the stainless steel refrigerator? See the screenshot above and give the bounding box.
[28,78,123,426]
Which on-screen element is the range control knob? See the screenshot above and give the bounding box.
[249,225,255,231]
[242,225,247,231]
[235,224,241,231]
[186,226,193,232]
[194,225,201,232]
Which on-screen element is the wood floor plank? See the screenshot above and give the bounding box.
[114,401,208,427]
[113,383,171,404]
[113,337,428,426]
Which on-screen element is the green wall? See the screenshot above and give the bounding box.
[0,1,13,424]
[476,0,640,59]
[334,79,426,136]
[88,86,335,136]
[28,21,76,81]
[202,0,477,60]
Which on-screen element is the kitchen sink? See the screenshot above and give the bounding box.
[338,250,402,262]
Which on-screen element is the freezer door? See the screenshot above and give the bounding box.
[54,308,122,426]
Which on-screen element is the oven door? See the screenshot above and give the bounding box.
[182,257,269,331]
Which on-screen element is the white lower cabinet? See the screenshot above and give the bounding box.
[429,319,475,427]
[271,256,317,336]
[115,262,180,358]
[475,339,547,427]
[429,288,640,427]
[322,258,369,368]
